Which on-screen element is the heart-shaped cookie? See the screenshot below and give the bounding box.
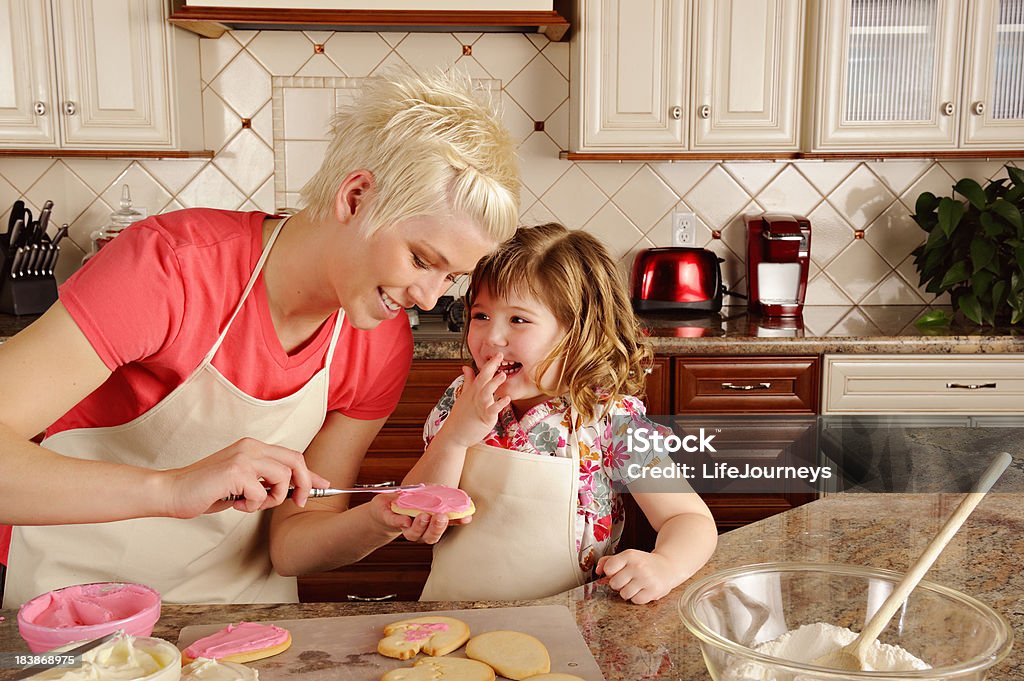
[381,657,495,681]
[378,616,471,660]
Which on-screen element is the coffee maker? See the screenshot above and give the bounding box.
[745,213,811,317]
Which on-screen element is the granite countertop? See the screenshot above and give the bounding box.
[1,492,1019,680]
[3,306,1022,358]
[413,305,1024,358]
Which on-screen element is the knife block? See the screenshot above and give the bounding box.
[0,239,59,316]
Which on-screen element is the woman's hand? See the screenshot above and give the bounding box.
[161,437,331,518]
[366,493,472,544]
[440,353,511,448]
[596,550,678,605]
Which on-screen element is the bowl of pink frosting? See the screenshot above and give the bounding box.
[17,582,162,653]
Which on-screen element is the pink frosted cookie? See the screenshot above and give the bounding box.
[182,622,291,664]
[377,616,471,660]
[390,485,475,520]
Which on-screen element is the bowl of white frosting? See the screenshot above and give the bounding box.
[679,562,1012,680]
[27,633,181,681]
[18,583,161,653]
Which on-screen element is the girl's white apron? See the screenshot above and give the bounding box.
[420,412,589,601]
[4,218,343,606]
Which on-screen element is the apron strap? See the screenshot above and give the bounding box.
[323,310,345,369]
[202,216,290,364]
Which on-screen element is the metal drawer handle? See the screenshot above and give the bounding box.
[63,100,77,116]
[721,382,772,391]
[34,101,46,116]
[346,593,398,602]
[946,382,997,390]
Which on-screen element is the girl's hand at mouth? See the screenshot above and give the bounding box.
[440,353,512,448]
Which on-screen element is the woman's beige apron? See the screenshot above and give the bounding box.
[420,413,589,601]
[4,217,343,607]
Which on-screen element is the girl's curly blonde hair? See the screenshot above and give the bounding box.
[466,223,653,422]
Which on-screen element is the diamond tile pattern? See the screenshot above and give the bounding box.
[1,27,1019,303]
[612,166,678,234]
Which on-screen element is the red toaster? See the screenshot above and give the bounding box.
[630,247,724,312]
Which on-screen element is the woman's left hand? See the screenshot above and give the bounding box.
[596,550,676,604]
[367,493,471,544]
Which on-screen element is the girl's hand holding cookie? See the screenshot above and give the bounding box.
[442,353,511,448]
[596,550,676,605]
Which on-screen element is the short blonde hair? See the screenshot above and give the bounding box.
[301,69,520,242]
[467,223,653,422]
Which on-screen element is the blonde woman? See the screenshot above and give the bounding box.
[407,223,717,604]
[0,70,519,606]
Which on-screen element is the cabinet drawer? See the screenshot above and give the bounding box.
[674,357,820,413]
[297,541,432,603]
[823,355,1024,414]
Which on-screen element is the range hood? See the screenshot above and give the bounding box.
[169,0,570,41]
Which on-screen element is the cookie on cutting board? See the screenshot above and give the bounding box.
[465,630,551,680]
[378,616,471,660]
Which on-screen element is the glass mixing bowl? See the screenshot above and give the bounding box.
[679,562,1012,681]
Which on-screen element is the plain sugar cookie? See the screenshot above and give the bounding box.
[378,616,471,660]
[391,484,475,519]
[182,622,291,664]
[465,630,551,680]
[380,657,495,681]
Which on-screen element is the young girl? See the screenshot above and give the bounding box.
[405,223,717,604]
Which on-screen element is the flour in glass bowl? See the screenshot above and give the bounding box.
[723,622,930,680]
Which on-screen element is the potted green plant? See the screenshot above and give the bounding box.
[911,165,1024,325]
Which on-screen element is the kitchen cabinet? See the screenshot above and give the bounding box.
[822,354,1024,415]
[673,356,820,531]
[808,0,1024,151]
[168,0,570,41]
[569,0,805,153]
[0,0,201,150]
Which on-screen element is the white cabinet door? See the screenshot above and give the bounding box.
[572,0,688,151]
[692,0,805,150]
[53,0,174,147]
[0,0,58,147]
[961,0,1024,147]
[812,0,966,150]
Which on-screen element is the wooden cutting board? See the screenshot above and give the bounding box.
[177,605,605,681]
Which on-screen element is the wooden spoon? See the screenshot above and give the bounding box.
[813,451,1013,672]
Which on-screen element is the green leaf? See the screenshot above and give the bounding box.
[972,269,995,296]
[980,211,1005,238]
[955,178,987,210]
[992,198,1024,231]
[915,310,953,328]
[940,261,970,289]
[915,191,939,216]
[937,198,965,237]
[970,237,996,272]
[985,178,1008,201]
[992,280,1007,311]
[1007,165,1024,188]
[958,293,984,325]
[1006,183,1024,205]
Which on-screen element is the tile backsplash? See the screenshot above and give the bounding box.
[0,29,1019,305]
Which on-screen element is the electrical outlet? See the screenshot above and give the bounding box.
[672,211,696,246]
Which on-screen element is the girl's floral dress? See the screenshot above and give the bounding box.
[423,375,667,575]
